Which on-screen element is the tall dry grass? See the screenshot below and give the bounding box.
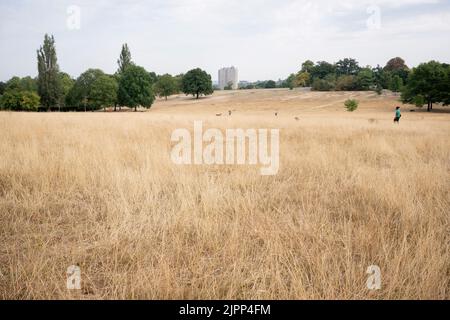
[0,110,449,299]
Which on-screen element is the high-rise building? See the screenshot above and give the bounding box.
[218,66,239,90]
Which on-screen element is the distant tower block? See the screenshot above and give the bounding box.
[218,66,239,90]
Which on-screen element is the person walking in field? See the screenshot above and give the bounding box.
[394,106,401,124]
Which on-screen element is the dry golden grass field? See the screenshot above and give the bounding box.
[0,89,449,299]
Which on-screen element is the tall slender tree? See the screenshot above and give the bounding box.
[37,34,61,111]
[115,44,134,111]
[117,43,133,74]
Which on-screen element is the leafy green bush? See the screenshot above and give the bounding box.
[344,99,359,112]
[335,75,357,91]
[312,74,336,91]
[0,90,40,111]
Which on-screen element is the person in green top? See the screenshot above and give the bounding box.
[394,106,401,124]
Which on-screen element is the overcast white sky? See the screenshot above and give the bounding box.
[1,0,450,82]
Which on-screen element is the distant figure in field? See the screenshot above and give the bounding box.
[394,107,401,124]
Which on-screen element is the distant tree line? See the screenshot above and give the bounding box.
[280,57,410,93]
[1,35,449,112]
[239,57,450,111]
[239,80,278,90]
[0,34,214,112]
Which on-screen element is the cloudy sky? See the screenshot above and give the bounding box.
[1,0,450,82]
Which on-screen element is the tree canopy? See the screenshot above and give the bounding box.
[0,76,40,111]
[58,72,75,108]
[37,34,61,110]
[310,61,336,80]
[287,57,412,93]
[66,70,118,111]
[6,76,37,92]
[336,58,360,76]
[384,57,408,72]
[118,65,155,111]
[0,82,6,95]
[154,74,177,100]
[401,61,450,111]
[90,75,118,110]
[181,68,213,99]
[0,90,40,111]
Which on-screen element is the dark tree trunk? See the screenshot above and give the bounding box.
[427,100,431,112]
[135,106,137,112]
[196,92,199,99]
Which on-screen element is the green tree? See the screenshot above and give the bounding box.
[58,72,74,110]
[381,71,393,90]
[310,61,336,80]
[117,43,133,74]
[1,76,40,111]
[20,91,40,111]
[37,34,61,111]
[283,74,296,90]
[301,60,315,73]
[295,72,310,87]
[356,68,374,90]
[5,76,37,92]
[90,75,118,111]
[154,74,177,100]
[264,80,277,89]
[389,75,403,92]
[401,61,449,112]
[148,72,158,86]
[443,64,450,106]
[181,68,214,99]
[372,65,384,93]
[384,57,410,83]
[0,82,6,95]
[118,65,155,111]
[66,69,106,112]
[5,77,22,91]
[0,90,40,111]
[8,76,38,92]
[20,76,38,92]
[173,74,184,93]
[336,58,360,76]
